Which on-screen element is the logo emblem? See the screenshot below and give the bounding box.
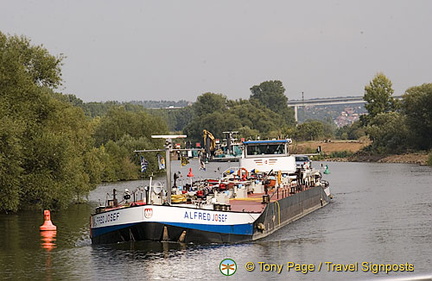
[219,258,237,276]
[144,208,153,219]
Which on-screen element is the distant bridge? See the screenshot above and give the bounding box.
[287,96,402,122]
[288,96,366,123]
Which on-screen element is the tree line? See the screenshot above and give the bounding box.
[0,33,170,212]
[1,33,431,212]
[359,73,432,154]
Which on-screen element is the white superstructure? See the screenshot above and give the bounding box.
[239,140,296,174]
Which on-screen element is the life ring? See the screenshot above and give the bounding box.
[237,168,249,179]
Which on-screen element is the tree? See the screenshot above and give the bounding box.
[183,111,242,143]
[250,80,296,125]
[230,99,284,134]
[362,73,399,125]
[0,33,63,90]
[148,106,194,133]
[183,89,298,142]
[365,112,409,154]
[402,83,432,150]
[335,121,366,140]
[294,121,326,141]
[250,80,286,112]
[169,106,194,132]
[183,93,235,142]
[0,32,100,211]
[0,117,24,212]
[93,106,168,146]
[193,92,228,117]
[92,105,169,180]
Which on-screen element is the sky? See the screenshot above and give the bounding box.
[2,0,432,102]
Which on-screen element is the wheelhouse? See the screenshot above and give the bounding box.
[243,139,291,158]
[240,139,296,174]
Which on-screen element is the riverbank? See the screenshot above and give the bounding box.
[292,140,369,154]
[349,152,429,166]
[292,140,430,166]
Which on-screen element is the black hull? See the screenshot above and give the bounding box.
[252,186,330,240]
[91,221,252,245]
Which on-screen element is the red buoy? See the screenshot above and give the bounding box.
[187,168,194,177]
[40,210,57,231]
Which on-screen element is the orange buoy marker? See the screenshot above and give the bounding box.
[187,168,194,177]
[40,210,57,231]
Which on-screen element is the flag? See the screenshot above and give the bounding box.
[157,154,165,170]
[140,156,148,172]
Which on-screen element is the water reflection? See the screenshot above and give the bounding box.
[40,230,57,251]
[1,161,432,280]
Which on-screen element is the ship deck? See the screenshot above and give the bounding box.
[229,185,308,213]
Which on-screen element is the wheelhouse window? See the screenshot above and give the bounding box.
[246,143,286,156]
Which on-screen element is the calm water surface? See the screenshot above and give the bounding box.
[1,160,431,281]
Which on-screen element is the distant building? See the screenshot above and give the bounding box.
[334,107,363,127]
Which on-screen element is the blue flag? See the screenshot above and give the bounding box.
[140,156,148,172]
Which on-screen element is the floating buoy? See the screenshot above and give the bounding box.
[324,165,330,175]
[187,168,194,177]
[40,210,57,231]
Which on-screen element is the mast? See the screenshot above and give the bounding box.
[151,135,186,205]
[135,135,187,205]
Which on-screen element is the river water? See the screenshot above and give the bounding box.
[1,160,431,281]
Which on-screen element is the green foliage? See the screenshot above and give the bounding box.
[183,93,229,142]
[294,120,334,141]
[335,121,366,140]
[193,92,228,117]
[329,151,354,158]
[402,84,432,150]
[365,112,409,154]
[183,93,295,143]
[0,32,101,212]
[93,106,168,146]
[0,33,64,89]
[149,106,194,132]
[6,31,432,212]
[0,33,61,211]
[230,100,284,134]
[168,106,193,132]
[362,73,399,125]
[295,121,323,141]
[92,106,169,180]
[427,152,432,167]
[250,80,287,113]
[237,126,260,140]
[0,117,24,212]
[360,77,432,153]
[250,80,295,124]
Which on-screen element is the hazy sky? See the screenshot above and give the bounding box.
[2,0,431,102]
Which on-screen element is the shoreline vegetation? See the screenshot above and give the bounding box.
[2,32,431,212]
[292,140,431,166]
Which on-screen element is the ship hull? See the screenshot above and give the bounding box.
[90,186,330,245]
[91,221,253,244]
[252,185,330,240]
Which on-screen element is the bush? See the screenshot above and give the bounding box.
[329,151,354,158]
[428,151,432,166]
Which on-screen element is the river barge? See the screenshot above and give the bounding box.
[90,136,331,244]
